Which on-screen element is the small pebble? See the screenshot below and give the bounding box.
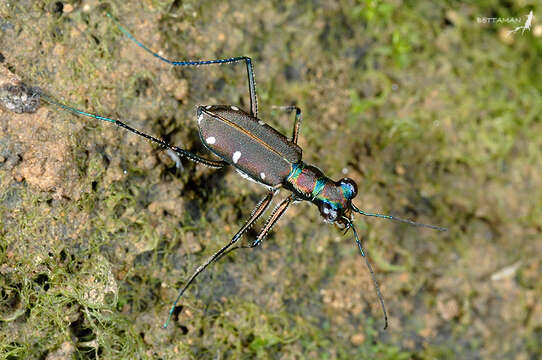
[350,333,365,345]
[63,4,74,13]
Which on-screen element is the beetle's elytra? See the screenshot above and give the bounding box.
[197,105,302,187]
[42,12,446,330]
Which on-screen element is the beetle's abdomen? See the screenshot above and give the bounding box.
[197,105,302,186]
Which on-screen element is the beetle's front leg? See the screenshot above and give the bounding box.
[246,195,294,248]
[163,190,275,327]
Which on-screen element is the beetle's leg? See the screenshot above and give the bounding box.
[201,194,294,265]
[42,95,227,169]
[108,14,258,117]
[272,106,302,144]
[244,195,294,248]
[163,191,275,328]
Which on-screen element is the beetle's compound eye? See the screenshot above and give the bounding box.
[319,201,338,222]
[339,178,358,200]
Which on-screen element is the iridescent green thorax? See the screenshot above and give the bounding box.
[285,162,349,210]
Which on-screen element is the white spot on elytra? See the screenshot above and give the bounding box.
[206,136,216,144]
[258,120,265,125]
[232,151,241,164]
[231,105,239,111]
[235,169,273,190]
[260,172,266,180]
[205,105,211,110]
[197,114,203,124]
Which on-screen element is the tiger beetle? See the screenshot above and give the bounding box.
[42,13,447,330]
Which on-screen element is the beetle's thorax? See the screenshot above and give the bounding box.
[284,162,357,224]
[284,162,345,204]
[284,162,324,198]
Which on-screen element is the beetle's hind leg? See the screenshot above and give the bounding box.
[272,106,302,144]
[163,191,275,328]
[107,13,258,117]
[42,95,227,169]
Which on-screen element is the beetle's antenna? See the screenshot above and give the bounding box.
[346,219,388,330]
[351,204,447,232]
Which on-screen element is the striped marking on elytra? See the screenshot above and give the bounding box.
[203,110,284,160]
[198,113,204,124]
[232,151,241,164]
[206,136,216,144]
[205,105,212,110]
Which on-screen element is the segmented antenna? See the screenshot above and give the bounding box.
[347,220,388,330]
[351,204,447,232]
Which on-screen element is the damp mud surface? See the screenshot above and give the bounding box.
[1,1,541,359]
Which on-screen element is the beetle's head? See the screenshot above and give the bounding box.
[316,177,358,228]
